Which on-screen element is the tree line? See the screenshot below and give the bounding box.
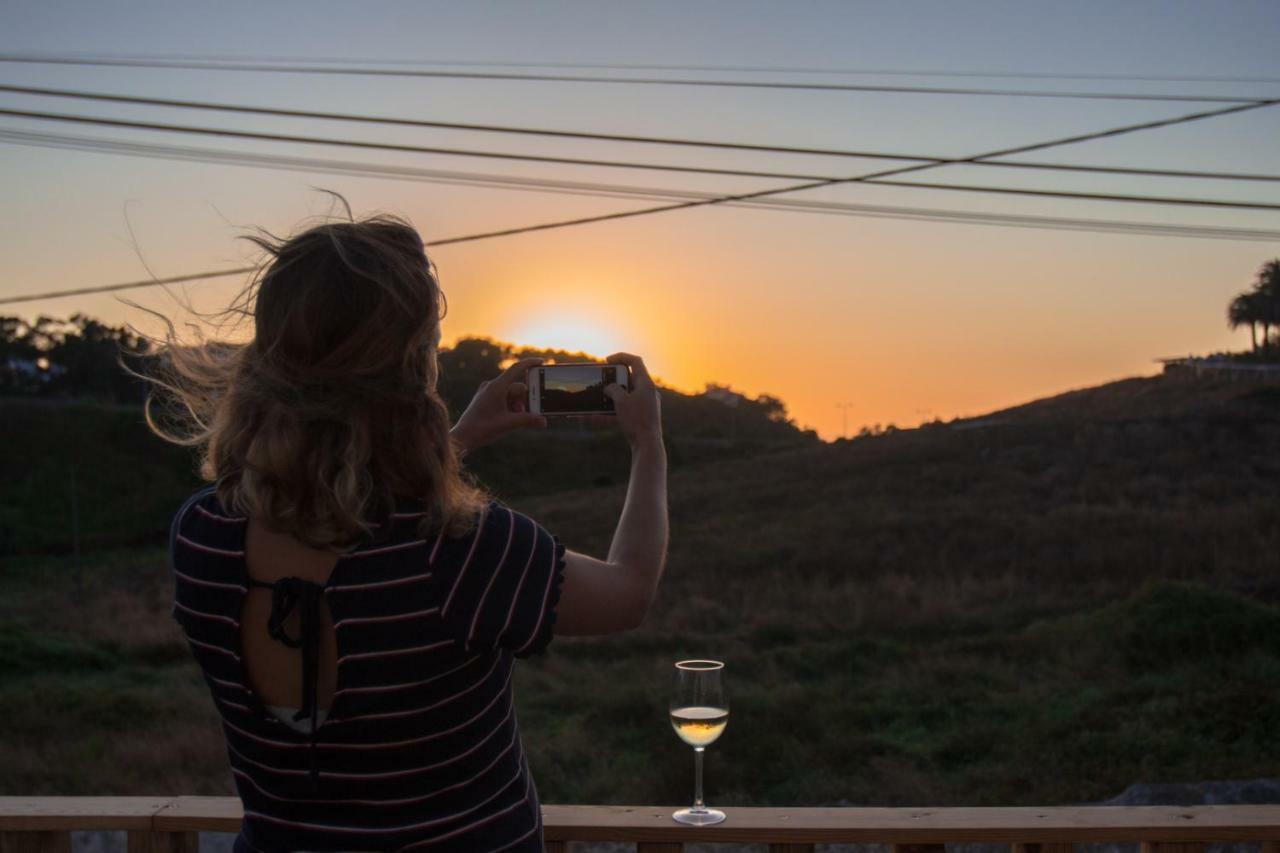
[1,314,151,402]
[7,256,1278,410]
[0,314,809,443]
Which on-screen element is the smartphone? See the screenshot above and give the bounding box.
[528,363,630,416]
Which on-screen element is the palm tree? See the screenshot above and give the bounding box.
[1227,259,1280,354]
[1228,292,1260,351]
[1259,259,1280,349]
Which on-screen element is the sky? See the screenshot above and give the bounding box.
[2,1,1278,438]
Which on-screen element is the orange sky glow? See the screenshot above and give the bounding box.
[17,187,1264,441]
[2,2,1277,439]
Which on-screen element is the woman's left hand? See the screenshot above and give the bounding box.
[451,357,547,455]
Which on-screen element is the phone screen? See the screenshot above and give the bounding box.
[539,365,618,414]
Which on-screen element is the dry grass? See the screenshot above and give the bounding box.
[0,713,230,795]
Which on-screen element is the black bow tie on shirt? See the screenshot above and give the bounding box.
[247,575,324,789]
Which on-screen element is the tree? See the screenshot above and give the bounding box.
[1228,292,1261,351]
[0,313,151,401]
[435,337,508,414]
[753,394,791,424]
[0,316,45,394]
[1227,258,1280,355]
[1259,259,1280,347]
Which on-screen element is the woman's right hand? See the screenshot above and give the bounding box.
[450,357,547,455]
[603,353,662,450]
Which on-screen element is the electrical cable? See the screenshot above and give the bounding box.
[0,268,258,306]
[864,178,1280,211]
[0,106,1276,211]
[4,83,1279,183]
[0,127,724,203]
[3,126,1274,242]
[0,53,1272,103]
[3,96,1277,306]
[7,50,1280,85]
[386,96,1280,247]
[0,107,832,182]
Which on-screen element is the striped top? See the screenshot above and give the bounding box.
[169,487,566,853]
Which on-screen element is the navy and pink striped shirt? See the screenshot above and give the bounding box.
[169,487,566,852]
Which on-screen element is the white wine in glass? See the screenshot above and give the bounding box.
[670,660,728,826]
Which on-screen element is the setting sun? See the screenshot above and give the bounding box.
[505,308,627,360]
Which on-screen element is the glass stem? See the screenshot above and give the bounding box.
[693,747,705,811]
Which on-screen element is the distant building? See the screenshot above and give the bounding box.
[1156,355,1280,381]
[3,356,63,386]
[703,383,744,408]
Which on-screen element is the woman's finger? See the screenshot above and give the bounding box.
[605,353,649,388]
[507,382,529,412]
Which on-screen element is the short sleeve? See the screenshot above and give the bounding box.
[431,502,566,657]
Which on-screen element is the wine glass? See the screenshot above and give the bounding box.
[669,659,729,826]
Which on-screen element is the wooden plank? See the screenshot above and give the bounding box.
[0,831,71,853]
[3,800,1280,845]
[770,844,817,853]
[636,844,682,853]
[543,842,566,853]
[150,797,241,833]
[539,804,1280,844]
[0,798,173,832]
[126,832,199,853]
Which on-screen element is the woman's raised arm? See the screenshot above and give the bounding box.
[556,353,669,635]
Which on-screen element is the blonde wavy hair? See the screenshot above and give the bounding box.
[140,210,484,550]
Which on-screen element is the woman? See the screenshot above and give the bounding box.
[150,212,668,852]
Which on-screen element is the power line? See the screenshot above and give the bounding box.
[0,107,831,182]
[5,83,1280,184]
[0,53,1271,103]
[390,96,1280,247]
[1,106,1276,212]
[0,127,704,203]
[0,268,257,306]
[977,159,1280,183]
[868,178,1280,211]
[5,96,1276,307]
[4,126,1275,243]
[5,205,1272,309]
[740,197,1280,240]
[6,206,1268,309]
[8,50,1280,85]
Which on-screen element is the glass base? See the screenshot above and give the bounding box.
[672,807,726,826]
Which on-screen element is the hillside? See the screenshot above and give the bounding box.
[530,371,1280,614]
[2,371,1279,806]
[968,370,1280,424]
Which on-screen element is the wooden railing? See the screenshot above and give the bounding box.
[1,798,1278,853]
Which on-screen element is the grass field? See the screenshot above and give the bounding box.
[2,372,1278,805]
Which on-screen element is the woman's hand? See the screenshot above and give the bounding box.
[603,353,662,451]
[451,357,547,455]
